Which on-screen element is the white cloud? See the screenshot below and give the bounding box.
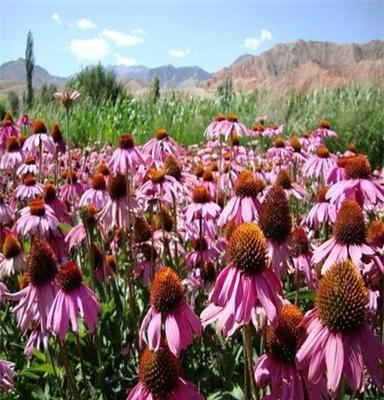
[102,29,144,46]
[70,37,109,61]
[169,48,191,58]
[76,18,96,30]
[242,29,273,50]
[52,12,62,24]
[116,54,137,67]
[131,28,146,35]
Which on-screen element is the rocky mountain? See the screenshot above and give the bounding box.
[109,64,211,88]
[0,58,67,86]
[203,40,384,93]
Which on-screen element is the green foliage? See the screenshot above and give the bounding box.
[7,91,20,116]
[69,64,125,104]
[150,75,160,103]
[25,30,35,109]
[29,85,384,167]
[216,77,234,112]
[0,97,7,120]
[39,84,58,105]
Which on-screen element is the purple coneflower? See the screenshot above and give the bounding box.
[127,344,204,400]
[306,186,337,229]
[312,200,378,274]
[184,185,221,225]
[17,156,38,176]
[16,198,59,238]
[17,113,31,129]
[142,128,183,162]
[254,304,327,400]
[0,195,13,225]
[312,119,337,139]
[8,237,58,333]
[273,169,307,200]
[140,267,202,356]
[0,359,15,392]
[0,234,24,279]
[0,114,19,149]
[259,186,292,276]
[201,223,283,338]
[44,183,71,224]
[60,170,85,204]
[218,170,261,226]
[48,261,100,340]
[79,172,109,210]
[297,260,384,395]
[23,119,55,155]
[204,113,225,140]
[303,145,337,182]
[109,134,146,174]
[14,175,45,201]
[50,123,66,153]
[326,155,384,207]
[0,136,24,170]
[213,113,250,141]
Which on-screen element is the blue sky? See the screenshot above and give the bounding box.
[1,0,383,77]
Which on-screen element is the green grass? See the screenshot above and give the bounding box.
[19,85,384,167]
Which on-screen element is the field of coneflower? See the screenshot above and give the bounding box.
[0,88,383,400]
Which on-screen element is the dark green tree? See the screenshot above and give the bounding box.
[70,64,125,104]
[150,76,160,103]
[25,30,35,109]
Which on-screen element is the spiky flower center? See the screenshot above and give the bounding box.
[134,216,152,243]
[252,123,264,132]
[164,155,182,180]
[192,185,210,203]
[154,207,174,232]
[51,124,63,142]
[119,134,134,149]
[25,157,36,165]
[44,184,57,202]
[334,200,365,245]
[23,175,37,187]
[149,168,166,184]
[267,304,304,364]
[319,119,330,129]
[139,345,180,397]
[259,186,291,244]
[65,170,78,184]
[192,237,208,252]
[203,169,214,182]
[228,223,267,276]
[226,113,238,122]
[274,138,285,148]
[92,173,106,190]
[156,128,168,140]
[316,186,329,203]
[29,198,46,216]
[345,156,371,180]
[31,119,47,134]
[348,143,356,153]
[214,113,225,122]
[290,136,301,152]
[108,174,127,200]
[193,163,204,178]
[316,146,330,158]
[230,131,240,146]
[3,234,22,259]
[58,261,83,292]
[288,227,309,258]
[275,170,292,190]
[367,220,384,246]
[96,162,110,176]
[150,267,184,314]
[6,136,20,152]
[27,237,58,286]
[234,170,258,198]
[317,260,367,333]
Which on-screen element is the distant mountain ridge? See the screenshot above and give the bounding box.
[108,64,211,88]
[1,40,384,96]
[0,58,67,86]
[203,40,384,93]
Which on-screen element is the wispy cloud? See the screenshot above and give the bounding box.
[169,48,191,58]
[76,18,97,30]
[242,29,273,50]
[70,37,109,61]
[116,54,137,67]
[130,28,146,36]
[102,29,144,47]
[52,12,62,24]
